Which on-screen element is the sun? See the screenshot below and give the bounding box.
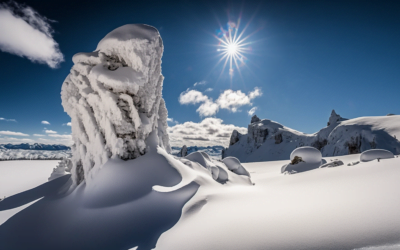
[226,42,239,56]
[214,18,256,79]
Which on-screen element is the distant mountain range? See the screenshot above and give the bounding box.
[171,146,224,159]
[0,143,71,151]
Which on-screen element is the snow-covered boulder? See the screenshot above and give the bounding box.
[360,149,394,162]
[222,156,250,177]
[61,24,171,186]
[282,146,322,173]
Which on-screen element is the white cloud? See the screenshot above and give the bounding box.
[193,81,207,87]
[167,118,178,124]
[0,117,16,122]
[62,122,71,126]
[41,120,50,125]
[0,2,64,68]
[216,87,262,112]
[33,134,45,136]
[0,130,29,136]
[178,87,262,117]
[179,89,209,104]
[45,130,57,134]
[248,107,258,116]
[204,88,213,92]
[0,136,33,144]
[167,118,247,147]
[48,134,72,139]
[196,99,219,117]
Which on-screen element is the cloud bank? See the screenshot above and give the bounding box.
[168,117,247,147]
[0,2,64,68]
[0,131,29,136]
[179,87,262,117]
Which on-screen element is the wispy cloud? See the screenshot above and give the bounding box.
[62,122,71,126]
[0,117,17,122]
[204,88,213,92]
[0,136,33,144]
[0,130,29,136]
[193,81,207,87]
[33,134,45,136]
[167,118,178,124]
[48,134,72,139]
[41,120,50,125]
[247,107,258,116]
[0,2,64,68]
[45,130,57,134]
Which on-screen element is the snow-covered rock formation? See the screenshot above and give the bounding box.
[61,24,171,186]
[172,145,224,159]
[223,111,400,162]
[178,145,188,157]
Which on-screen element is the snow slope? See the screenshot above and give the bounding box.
[0,149,71,160]
[0,160,60,225]
[223,111,400,162]
[156,154,400,250]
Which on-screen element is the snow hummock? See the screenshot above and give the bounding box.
[282,146,323,173]
[61,24,171,187]
[360,149,394,162]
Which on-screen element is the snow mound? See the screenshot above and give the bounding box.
[282,146,322,173]
[360,149,394,162]
[222,156,250,177]
[61,24,171,187]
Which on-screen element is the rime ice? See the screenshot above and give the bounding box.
[61,24,171,186]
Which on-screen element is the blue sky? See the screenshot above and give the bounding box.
[0,0,399,146]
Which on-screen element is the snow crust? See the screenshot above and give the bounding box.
[223,111,400,162]
[61,24,171,186]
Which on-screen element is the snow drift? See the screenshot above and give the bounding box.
[61,24,171,186]
[223,111,400,162]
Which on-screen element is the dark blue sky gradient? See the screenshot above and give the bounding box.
[0,0,399,143]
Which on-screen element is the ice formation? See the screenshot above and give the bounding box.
[223,110,400,162]
[61,24,171,186]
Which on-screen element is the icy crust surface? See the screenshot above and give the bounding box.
[61,24,171,186]
[224,111,400,162]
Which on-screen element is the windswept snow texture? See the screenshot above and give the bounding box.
[0,149,71,160]
[172,145,224,159]
[61,24,171,187]
[223,111,400,162]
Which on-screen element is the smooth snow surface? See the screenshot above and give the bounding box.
[156,154,400,250]
[360,149,394,162]
[0,160,60,225]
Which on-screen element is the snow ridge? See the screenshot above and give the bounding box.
[223,111,400,162]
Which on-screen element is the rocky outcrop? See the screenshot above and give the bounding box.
[61,24,171,186]
[230,130,242,146]
[251,115,261,123]
[178,145,188,157]
[223,110,400,162]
